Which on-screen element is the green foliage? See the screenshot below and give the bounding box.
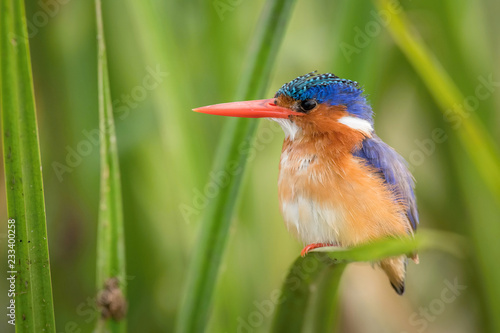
[0,0,498,332]
[374,1,500,330]
[95,0,127,331]
[0,0,55,331]
[175,1,297,332]
[271,230,466,333]
[270,255,346,333]
[374,0,500,201]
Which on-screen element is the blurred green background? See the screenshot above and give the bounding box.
[1,0,499,332]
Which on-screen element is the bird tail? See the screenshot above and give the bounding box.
[380,256,407,295]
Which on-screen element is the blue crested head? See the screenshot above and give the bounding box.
[275,72,373,123]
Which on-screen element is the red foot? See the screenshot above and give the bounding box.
[301,243,335,257]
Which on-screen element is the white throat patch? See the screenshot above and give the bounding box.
[338,116,373,136]
[271,118,301,140]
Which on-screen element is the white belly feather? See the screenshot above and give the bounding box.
[281,195,347,245]
[278,147,349,245]
[274,118,408,248]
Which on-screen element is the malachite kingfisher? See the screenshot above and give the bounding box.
[194,72,419,295]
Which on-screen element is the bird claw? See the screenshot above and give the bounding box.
[300,243,336,257]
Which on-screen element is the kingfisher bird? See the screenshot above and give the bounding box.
[194,72,419,294]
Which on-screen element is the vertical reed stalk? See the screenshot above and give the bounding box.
[0,0,56,331]
[175,0,297,332]
[95,0,127,331]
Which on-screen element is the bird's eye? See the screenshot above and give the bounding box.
[300,99,317,112]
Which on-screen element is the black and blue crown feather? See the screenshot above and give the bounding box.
[275,72,373,122]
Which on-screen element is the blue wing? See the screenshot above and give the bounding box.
[353,135,419,230]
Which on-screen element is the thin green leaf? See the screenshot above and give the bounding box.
[95,0,127,332]
[271,229,466,333]
[124,0,208,187]
[373,0,500,202]
[270,254,341,333]
[373,2,500,331]
[308,263,346,333]
[175,0,297,332]
[320,229,466,263]
[0,0,56,331]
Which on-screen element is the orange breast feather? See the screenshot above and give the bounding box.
[277,130,411,246]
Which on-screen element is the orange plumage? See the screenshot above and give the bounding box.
[275,95,412,292]
[194,72,419,294]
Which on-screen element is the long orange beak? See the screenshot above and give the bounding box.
[193,98,303,119]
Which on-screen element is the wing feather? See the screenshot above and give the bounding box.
[353,135,419,230]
